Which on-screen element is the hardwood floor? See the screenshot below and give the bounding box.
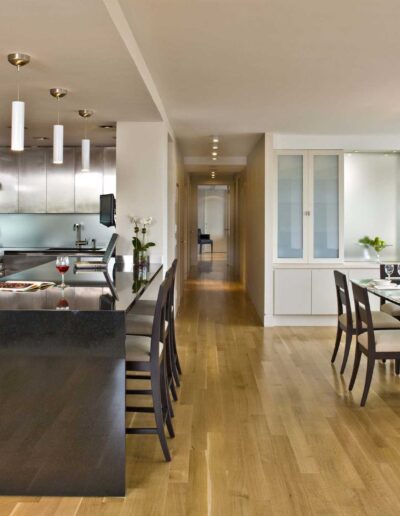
[4,259,400,514]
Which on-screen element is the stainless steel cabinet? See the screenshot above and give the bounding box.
[19,149,46,213]
[0,147,115,214]
[75,148,104,213]
[0,150,18,213]
[103,147,116,196]
[46,148,75,213]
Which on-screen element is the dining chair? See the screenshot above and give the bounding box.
[379,264,400,319]
[198,228,213,254]
[349,281,400,406]
[125,273,174,461]
[332,271,400,374]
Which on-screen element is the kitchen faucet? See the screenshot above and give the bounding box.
[73,223,88,248]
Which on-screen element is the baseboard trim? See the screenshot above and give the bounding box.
[264,315,337,327]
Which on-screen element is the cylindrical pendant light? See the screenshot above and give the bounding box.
[8,53,30,152]
[53,124,64,164]
[11,101,25,151]
[50,88,67,165]
[78,109,93,172]
[81,139,90,171]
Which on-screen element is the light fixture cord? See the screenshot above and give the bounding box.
[84,116,87,139]
[57,97,60,125]
[17,65,20,101]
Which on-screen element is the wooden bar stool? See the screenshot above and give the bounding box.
[126,266,179,408]
[127,259,182,385]
[332,270,400,374]
[125,274,174,461]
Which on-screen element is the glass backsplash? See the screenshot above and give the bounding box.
[0,214,115,249]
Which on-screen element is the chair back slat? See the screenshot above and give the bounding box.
[150,273,172,362]
[334,270,352,328]
[351,281,376,353]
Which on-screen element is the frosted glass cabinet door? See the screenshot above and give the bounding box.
[277,155,304,259]
[313,154,339,259]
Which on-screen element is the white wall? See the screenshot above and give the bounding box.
[116,122,168,262]
[344,153,400,261]
[244,136,265,322]
[273,133,400,151]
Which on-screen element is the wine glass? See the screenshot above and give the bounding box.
[385,263,394,281]
[56,256,69,288]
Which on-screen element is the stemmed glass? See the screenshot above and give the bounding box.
[56,256,69,288]
[385,263,395,281]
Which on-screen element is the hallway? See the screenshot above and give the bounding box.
[5,261,400,515]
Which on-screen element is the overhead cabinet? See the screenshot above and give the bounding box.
[275,150,344,263]
[0,147,116,214]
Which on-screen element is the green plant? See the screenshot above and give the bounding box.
[358,235,388,253]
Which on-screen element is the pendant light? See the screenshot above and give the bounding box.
[78,109,93,171]
[50,88,67,164]
[7,53,30,151]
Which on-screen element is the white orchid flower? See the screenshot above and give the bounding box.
[141,217,153,226]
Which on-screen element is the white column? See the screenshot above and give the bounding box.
[116,122,168,263]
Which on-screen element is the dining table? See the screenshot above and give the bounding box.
[0,258,162,497]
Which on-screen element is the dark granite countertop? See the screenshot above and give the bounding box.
[0,258,162,312]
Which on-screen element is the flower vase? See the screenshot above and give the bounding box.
[139,249,149,268]
[133,249,140,267]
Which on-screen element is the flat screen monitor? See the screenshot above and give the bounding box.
[100,194,115,227]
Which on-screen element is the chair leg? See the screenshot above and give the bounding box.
[360,356,375,407]
[395,359,400,375]
[340,332,353,375]
[331,324,342,363]
[349,343,362,391]
[151,367,172,462]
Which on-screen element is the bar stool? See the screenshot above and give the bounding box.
[127,259,182,390]
[332,270,400,374]
[125,274,174,461]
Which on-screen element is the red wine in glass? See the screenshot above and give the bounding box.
[56,256,69,288]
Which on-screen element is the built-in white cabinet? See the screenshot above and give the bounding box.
[311,269,345,314]
[274,150,343,263]
[274,269,312,314]
[274,267,380,315]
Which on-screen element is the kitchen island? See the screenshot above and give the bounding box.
[0,258,162,496]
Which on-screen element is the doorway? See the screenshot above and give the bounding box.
[189,176,239,273]
[197,185,229,260]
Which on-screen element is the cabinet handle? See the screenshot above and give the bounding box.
[304,210,311,216]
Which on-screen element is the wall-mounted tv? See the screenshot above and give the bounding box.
[100,194,116,227]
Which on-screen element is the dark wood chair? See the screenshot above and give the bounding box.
[125,273,174,461]
[332,270,400,374]
[198,228,213,254]
[126,259,182,402]
[349,281,400,406]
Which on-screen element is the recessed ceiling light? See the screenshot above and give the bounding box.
[212,151,218,156]
[99,124,115,129]
[212,136,219,143]
[33,136,49,141]
[212,157,217,161]
[212,145,218,150]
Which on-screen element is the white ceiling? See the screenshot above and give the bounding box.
[0,0,161,147]
[118,0,400,156]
